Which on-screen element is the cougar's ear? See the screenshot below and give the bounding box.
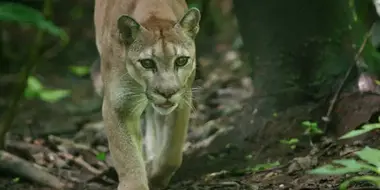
[178,8,201,39]
[117,15,141,44]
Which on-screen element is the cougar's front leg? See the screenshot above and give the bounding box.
[144,106,157,162]
[102,98,149,190]
[146,98,192,189]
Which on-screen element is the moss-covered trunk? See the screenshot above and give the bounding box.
[232,0,364,136]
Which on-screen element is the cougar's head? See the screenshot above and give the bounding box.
[117,8,201,115]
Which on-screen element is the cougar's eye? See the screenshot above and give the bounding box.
[175,56,190,67]
[138,59,156,69]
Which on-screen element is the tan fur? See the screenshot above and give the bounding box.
[93,0,200,189]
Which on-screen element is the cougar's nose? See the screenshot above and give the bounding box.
[155,88,179,99]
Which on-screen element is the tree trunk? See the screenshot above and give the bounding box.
[232,0,360,137]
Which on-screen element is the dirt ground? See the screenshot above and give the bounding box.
[1,1,380,190]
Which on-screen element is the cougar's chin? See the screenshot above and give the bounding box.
[152,102,178,115]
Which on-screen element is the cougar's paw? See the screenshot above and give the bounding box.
[146,161,179,190]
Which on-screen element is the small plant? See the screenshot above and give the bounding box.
[11,177,20,184]
[24,76,71,103]
[308,117,380,190]
[302,121,323,135]
[301,120,323,146]
[69,65,90,77]
[280,138,299,150]
[96,152,106,161]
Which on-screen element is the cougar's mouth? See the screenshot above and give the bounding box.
[155,101,175,108]
[152,101,178,115]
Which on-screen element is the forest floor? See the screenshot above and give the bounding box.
[1,1,380,189]
[1,43,380,190]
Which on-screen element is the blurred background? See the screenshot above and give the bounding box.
[0,0,380,189]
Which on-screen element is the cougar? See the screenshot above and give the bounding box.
[93,0,200,189]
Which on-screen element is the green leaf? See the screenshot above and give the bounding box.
[96,152,106,161]
[308,159,373,175]
[24,88,38,99]
[310,125,323,134]
[355,146,380,169]
[348,0,358,22]
[27,76,43,92]
[302,121,323,135]
[11,177,20,183]
[69,65,90,77]
[250,161,280,172]
[0,3,68,42]
[339,123,380,140]
[340,176,380,190]
[288,138,299,144]
[244,154,253,160]
[38,89,70,103]
[280,138,299,145]
[301,121,312,127]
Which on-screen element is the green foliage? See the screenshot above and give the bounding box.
[309,157,374,175]
[25,76,43,94]
[25,76,70,103]
[0,3,68,43]
[69,65,90,77]
[348,0,357,22]
[11,177,20,183]
[340,176,380,190]
[0,1,71,149]
[280,138,299,150]
[339,121,380,140]
[38,89,71,103]
[309,119,380,189]
[309,147,380,189]
[96,152,106,161]
[244,154,253,160]
[1,2,70,103]
[302,121,323,135]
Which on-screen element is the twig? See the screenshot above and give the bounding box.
[0,150,67,189]
[73,156,103,175]
[48,135,94,152]
[5,140,50,161]
[321,29,373,130]
[59,153,103,175]
[87,167,118,186]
